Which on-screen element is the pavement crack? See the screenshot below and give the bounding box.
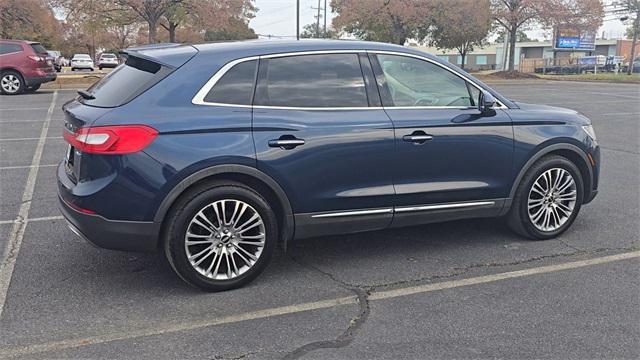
[281,287,370,360]
[285,256,371,359]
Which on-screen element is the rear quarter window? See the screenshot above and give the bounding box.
[203,60,257,105]
[30,43,47,54]
[80,56,171,108]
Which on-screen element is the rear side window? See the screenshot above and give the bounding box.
[81,56,170,108]
[255,53,368,108]
[30,43,47,54]
[0,44,23,55]
[204,60,257,105]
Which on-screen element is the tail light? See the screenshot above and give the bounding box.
[28,55,45,62]
[63,125,158,155]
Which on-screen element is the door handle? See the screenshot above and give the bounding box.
[402,131,433,144]
[268,137,305,149]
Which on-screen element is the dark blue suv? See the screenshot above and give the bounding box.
[58,40,600,291]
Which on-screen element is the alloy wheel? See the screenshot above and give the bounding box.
[1,74,21,94]
[184,199,266,280]
[527,168,577,232]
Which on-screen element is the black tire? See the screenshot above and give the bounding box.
[507,155,584,240]
[71,68,75,72]
[25,84,41,93]
[164,181,278,291]
[0,70,25,95]
[99,66,102,70]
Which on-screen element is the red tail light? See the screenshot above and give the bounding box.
[28,55,45,62]
[63,125,158,155]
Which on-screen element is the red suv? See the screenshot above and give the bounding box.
[0,39,57,95]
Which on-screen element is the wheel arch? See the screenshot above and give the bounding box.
[503,143,593,214]
[155,164,295,250]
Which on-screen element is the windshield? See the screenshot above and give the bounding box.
[74,55,91,60]
[101,54,116,58]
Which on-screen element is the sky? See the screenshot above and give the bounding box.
[249,0,632,41]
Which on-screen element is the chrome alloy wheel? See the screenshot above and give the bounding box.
[185,199,266,280]
[527,168,577,232]
[1,74,21,94]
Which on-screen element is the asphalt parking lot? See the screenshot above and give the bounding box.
[0,81,638,359]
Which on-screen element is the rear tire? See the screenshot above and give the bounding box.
[507,155,584,240]
[0,70,25,95]
[164,181,278,291]
[25,84,41,93]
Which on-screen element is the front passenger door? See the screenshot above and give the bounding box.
[370,53,514,224]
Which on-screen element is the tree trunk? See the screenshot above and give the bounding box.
[508,26,517,72]
[148,18,158,44]
[627,14,639,76]
[460,52,466,69]
[169,22,177,43]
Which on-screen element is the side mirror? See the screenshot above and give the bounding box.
[478,91,497,114]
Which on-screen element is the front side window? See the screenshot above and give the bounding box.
[255,53,368,108]
[204,60,257,105]
[375,54,474,107]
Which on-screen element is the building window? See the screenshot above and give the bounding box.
[456,56,462,64]
[476,55,487,65]
[438,55,449,62]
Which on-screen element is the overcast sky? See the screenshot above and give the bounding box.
[250,0,631,41]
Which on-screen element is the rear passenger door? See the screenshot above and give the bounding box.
[252,52,396,238]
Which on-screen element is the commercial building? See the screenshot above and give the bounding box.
[409,39,639,72]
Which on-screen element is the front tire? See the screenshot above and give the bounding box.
[1,70,25,95]
[507,155,584,240]
[164,181,277,291]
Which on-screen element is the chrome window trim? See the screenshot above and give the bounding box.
[192,49,507,110]
[309,200,496,218]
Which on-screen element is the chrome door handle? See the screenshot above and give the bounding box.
[268,138,305,149]
[402,132,433,144]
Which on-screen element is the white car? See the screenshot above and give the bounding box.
[70,54,94,71]
[98,53,119,70]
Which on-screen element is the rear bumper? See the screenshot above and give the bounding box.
[59,195,160,252]
[98,63,118,68]
[25,72,56,87]
[57,160,160,252]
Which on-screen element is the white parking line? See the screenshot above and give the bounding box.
[0,107,49,111]
[0,216,64,225]
[0,91,57,319]
[598,112,640,116]
[0,250,637,357]
[0,164,57,171]
[0,137,62,142]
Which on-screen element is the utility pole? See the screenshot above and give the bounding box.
[312,0,322,38]
[324,0,327,37]
[296,0,300,40]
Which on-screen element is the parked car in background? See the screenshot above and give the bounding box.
[70,54,94,71]
[59,41,600,291]
[0,39,57,95]
[47,50,62,72]
[98,53,119,70]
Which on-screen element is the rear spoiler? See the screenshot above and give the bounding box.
[120,43,198,69]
